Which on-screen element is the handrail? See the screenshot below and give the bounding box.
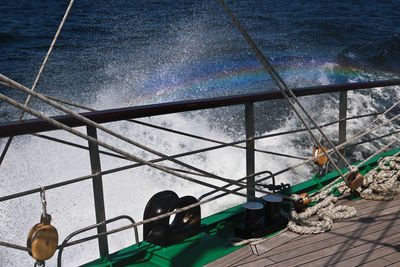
[57,215,139,267]
[0,79,399,263]
[1,79,400,138]
[0,110,396,204]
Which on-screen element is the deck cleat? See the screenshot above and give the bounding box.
[294,193,311,212]
[346,170,364,191]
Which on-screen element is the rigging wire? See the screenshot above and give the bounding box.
[38,92,309,160]
[217,0,352,183]
[1,79,396,164]
[311,138,400,200]
[0,0,75,166]
[5,74,400,200]
[0,0,399,257]
[0,74,258,190]
[0,81,398,203]
[1,74,399,204]
[33,146,400,250]
[0,91,275,199]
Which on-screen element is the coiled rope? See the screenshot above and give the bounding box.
[286,151,400,234]
[311,137,400,202]
[284,195,356,234]
[360,155,400,201]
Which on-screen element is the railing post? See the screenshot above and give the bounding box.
[86,125,109,258]
[245,102,255,201]
[338,91,347,169]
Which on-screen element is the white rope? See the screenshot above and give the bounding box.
[229,227,288,246]
[284,195,356,234]
[287,152,400,235]
[0,74,253,188]
[40,186,47,215]
[19,0,75,119]
[218,0,352,186]
[0,92,252,198]
[360,155,400,201]
[229,237,264,246]
[311,135,400,201]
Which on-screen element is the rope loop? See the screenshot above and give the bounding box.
[288,155,400,235]
[287,194,356,234]
[360,156,400,201]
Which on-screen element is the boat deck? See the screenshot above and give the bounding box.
[207,196,400,267]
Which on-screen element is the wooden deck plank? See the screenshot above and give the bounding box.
[249,230,298,256]
[332,241,400,267]
[384,252,400,263]
[300,233,400,266]
[204,245,266,267]
[358,258,392,267]
[263,217,400,261]
[262,212,400,257]
[266,242,355,267]
[209,197,400,267]
[344,223,400,247]
[267,235,351,262]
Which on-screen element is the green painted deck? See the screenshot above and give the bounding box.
[83,148,400,266]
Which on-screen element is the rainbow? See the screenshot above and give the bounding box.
[141,59,367,102]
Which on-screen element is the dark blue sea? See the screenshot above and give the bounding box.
[1,0,400,116]
[0,1,399,266]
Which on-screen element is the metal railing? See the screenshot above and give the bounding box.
[57,215,139,267]
[0,79,399,260]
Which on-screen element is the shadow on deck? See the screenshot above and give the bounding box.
[207,197,400,267]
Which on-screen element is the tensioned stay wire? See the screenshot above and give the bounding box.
[1,80,395,164]
[1,73,261,191]
[36,91,309,160]
[1,77,398,203]
[1,73,399,205]
[218,0,352,184]
[0,90,283,199]
[0,0,75,166]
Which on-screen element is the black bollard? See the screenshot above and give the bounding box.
[262,195,282,224]
[242,202,264,231]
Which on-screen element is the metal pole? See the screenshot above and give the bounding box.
[338,91,347,169]
[86,125,109,257]
[245,102,255,201]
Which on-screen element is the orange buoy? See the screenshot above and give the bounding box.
[346,171,364,191]
[27,214,58,261]
[313,146,328,166]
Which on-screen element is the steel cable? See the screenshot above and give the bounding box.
[218,0,352,182]
[0,0,75,166]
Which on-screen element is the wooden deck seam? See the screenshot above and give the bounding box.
[383,252,400,264]
[207,197,400,267]
[258,214,400,258]
[283,198,400,244]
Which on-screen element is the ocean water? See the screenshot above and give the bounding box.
[0,0,400,266]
